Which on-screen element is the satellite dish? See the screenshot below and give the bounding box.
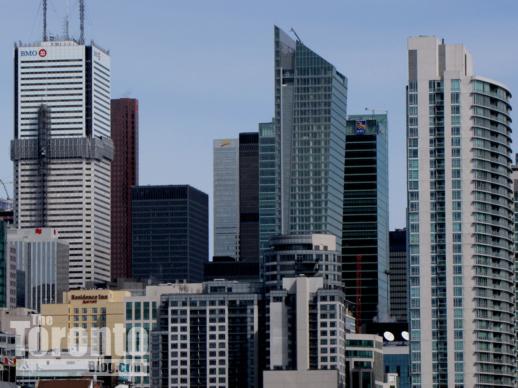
[401,331,410,341]
[383,331,395,342]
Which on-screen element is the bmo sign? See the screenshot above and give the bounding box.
[20,48,47,57]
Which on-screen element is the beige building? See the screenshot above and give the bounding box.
[40,289,130,358]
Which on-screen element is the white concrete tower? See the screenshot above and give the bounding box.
[12,40,112,289]
[407,36,514,387]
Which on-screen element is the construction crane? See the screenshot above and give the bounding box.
[0,179,12,200]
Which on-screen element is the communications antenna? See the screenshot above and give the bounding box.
[79,0,85,44]
[42,0,48,41]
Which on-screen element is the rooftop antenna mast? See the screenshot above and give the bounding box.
[290,28,302,43]
[42,0,48,41]
[64,0,70,39]
[79,0,85,44]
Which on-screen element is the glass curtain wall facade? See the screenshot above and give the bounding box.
[131,185,208,283]
[407,36,515,387]
[259,26,347,263]
[342,114,389,328]
[213,139,240,259]
[259,121,277,258]
[239,132,260,262]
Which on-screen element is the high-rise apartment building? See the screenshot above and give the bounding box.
[259,26,347,259]
[111,98,139,280]
[389,228,407,323]
[512,159,518,374]
[264,276,347,388]
[11,40,113,289]
[342,114,389,328]
[213,139,240,259]
[123,283,203,388]
[407,36,515,387]
[131,185,208,283]
[150,280,263,388]
[8,228,69,311]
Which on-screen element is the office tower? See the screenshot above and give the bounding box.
[150,280,263,388]
[213,139,240,259]
[258,26,348,259]
[407,36,515,386]
[389,228,407,322]
[258,121,277,254]
[263,234,342,291]
[0,221,16,308]
[7,228,69,311]
[342,114,389,328]
[263,276,346,388]
[213,133,260,263]
[131,185,208,283]
[111,98,139,280]
[11,40,113,289]
[239,132,260,261]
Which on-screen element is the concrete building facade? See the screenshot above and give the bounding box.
[150,280,263,388]
[8,227,69,311]
[406,36,515,386]
[11,40,113,289]
[264,277,346,388]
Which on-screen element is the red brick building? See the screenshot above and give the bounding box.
[110,98,139,280]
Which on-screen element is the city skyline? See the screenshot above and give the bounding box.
[1,1,517,255]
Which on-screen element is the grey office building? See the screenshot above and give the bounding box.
[8,228,69,312]
[150,280,263,388]
[213,133,260,263]
[389,228,407,323]
[131,185,208,283]
[342,114,389,328]
[213,139,240,259]
[259,26,348,259]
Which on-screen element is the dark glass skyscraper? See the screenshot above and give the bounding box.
[342,114,389,328]
[238,132,259,262]
[389,228,407,323]
[111,98,139,280]
[131,185,208,283]
[259,26,348,260]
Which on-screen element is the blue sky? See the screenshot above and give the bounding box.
[1,0,517,239]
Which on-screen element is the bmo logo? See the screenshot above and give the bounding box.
[20,50,37,57]
[20,48,47,57]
